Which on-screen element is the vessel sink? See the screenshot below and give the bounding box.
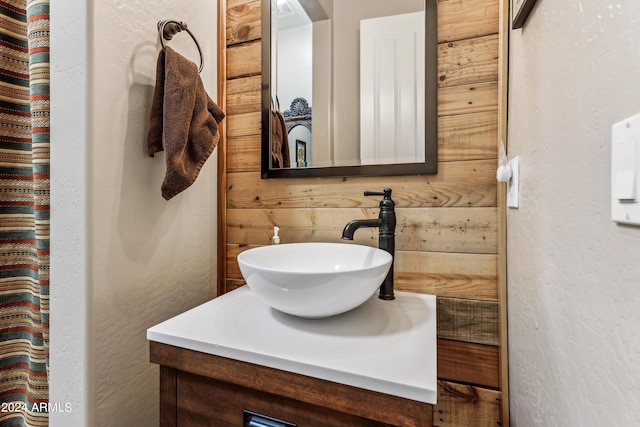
[237,242,392,318]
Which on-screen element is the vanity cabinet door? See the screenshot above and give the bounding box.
[152,342,432,427]
[176,370,394,427]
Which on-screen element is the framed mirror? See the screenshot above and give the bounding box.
[262,0,437,178]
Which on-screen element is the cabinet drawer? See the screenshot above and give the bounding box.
[176,371,394,427]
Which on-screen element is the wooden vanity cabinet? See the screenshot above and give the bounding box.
[150,342,433,427]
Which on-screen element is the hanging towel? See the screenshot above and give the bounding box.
[271,109,290,168]
[147,46,225,200]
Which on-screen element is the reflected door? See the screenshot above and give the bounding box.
[360,12,425,165]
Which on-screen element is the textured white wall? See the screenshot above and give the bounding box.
[50,0,219,425]
[508,1,640,425]
[50,0,91,424]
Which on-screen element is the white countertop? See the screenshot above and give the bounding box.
[147,286,437,404]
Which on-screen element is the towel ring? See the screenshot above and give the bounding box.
[157,20,204,73]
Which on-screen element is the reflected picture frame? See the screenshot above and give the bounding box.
[296,140,307,168]
[512,0,538,29]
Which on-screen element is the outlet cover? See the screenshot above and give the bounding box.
[507,156,520,208]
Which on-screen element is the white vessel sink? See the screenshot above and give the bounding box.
[237,242,392,318]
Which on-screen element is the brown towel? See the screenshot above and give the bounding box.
[271,109,290,168]
[147,46,225,200]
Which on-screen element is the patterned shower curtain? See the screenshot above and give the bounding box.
[0,0,50,426]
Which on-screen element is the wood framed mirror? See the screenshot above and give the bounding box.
[261,0,438,178]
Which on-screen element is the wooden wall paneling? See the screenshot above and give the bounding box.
[226,111,261,137]
[226,160,497,209]
[227,40,261,79]
[437,339,500,389]
[226,75,261,115]
[438,35,499,88]
[228,0,257,8]
[227,135,261,172]
[436,297,500,345]
[226,244,256,279]
[220,0,508,424]
[227,0,261,45]
[434,381,502,427]
[226,208,370,246]
[438,83,498,117]
[224,72,261,174]
[437,0,499,43]
[226,207,497,254]
[397,207,497,253]
[394,252,498,300]
[438,111,498,162]
[226,279,246,292]
[227,250,498,302]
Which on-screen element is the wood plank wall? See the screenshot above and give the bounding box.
[219,0,508,425]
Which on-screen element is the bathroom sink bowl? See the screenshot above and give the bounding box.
[237,243,393,318]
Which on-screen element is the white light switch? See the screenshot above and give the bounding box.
[612,114,640,225]
[615,170,636,201]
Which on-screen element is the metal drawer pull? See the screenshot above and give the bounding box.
[243,410,297,427]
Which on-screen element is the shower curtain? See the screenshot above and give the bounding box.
[0,1,50,426]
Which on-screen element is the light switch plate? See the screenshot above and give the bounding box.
[612,113,640,225]
[507,156,520,208]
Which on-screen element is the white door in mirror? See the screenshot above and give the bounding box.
[360,12,425,165]
[612,113,640,225]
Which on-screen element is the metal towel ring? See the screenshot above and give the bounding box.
[157,20,204,73]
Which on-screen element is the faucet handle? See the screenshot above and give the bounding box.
[364,188,394,210]
[364,188,392,198]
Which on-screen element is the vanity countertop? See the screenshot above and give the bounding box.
[147,286,437,404]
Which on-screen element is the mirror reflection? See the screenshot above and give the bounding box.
[263,0,438,178]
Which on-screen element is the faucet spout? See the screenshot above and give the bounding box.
[341,218,383,240]
[341,189,396,300]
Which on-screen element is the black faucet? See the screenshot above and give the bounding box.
[341,188,396,300]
